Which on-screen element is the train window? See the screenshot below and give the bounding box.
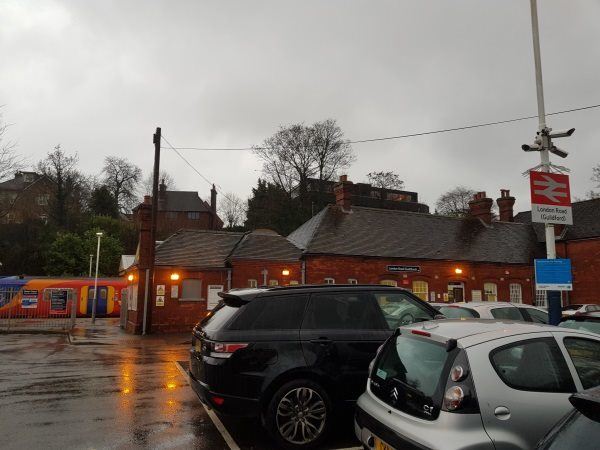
[43,288,74,314]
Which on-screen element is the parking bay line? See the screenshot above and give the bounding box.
[174,361,241,450]
[174,361,361,450]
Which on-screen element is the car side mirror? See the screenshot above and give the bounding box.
[434,314,446,320]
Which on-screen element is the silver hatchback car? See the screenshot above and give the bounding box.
[355,320,600,450]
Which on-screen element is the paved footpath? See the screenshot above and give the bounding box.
[0,320,228,450]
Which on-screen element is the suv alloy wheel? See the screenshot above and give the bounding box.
[265,379,332,449]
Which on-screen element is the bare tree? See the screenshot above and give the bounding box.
[435,186,477,217]
[254,119,354,196]
[0,112,25,182]
[102,156,142,213]
[219,193,246,229]
[38,145,85,228]
[141,170,176,196]
[366,171,404,190]
[588,164,600,199]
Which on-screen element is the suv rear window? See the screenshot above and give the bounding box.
[200,303,240,332]
[228,294,308,330]
[370,335,453,420]
[490,307,524,321]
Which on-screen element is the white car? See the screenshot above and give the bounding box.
[433,302,549,324]
[562,304,600,316]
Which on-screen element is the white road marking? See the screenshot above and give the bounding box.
[174,361,241,450]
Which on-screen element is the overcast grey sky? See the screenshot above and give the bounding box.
[1,0,599,212]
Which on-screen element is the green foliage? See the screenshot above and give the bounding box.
[89,185,119,218]
[44,232,86,276]
[0,220,56,276]
[245,179,306,235]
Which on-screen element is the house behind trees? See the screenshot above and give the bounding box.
[0,171,53,224]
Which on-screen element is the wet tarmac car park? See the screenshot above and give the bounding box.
[0,321,360,450]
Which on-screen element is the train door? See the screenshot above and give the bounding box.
[86,286,108,315]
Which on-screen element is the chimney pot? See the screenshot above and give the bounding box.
[339,175,348,182]
[469,192,493,224]
[497,189,515,222]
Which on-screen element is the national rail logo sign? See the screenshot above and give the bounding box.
[530,171,573,225]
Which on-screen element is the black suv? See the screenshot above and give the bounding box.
[189,284,439,448]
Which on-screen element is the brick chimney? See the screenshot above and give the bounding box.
[496,189,516,222]
[468,192,493,224]
[333,175,353,212]
[137,196,153,269]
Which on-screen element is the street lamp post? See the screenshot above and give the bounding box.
[91,232,103,324]
[88,254,93,277]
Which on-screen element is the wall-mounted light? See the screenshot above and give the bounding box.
[282,269,290,276]
[170,273,180,281]
[454,268,463,275]
[127,274,134,282]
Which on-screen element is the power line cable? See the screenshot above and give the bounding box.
[161,102,600,151]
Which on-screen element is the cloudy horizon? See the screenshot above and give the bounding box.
[1,0,599,213]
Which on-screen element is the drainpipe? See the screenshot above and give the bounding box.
[142,268,150,335]
[227,269,232,291]
[261,269,268,286]
[301,260,306,285]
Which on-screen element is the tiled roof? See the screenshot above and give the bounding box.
[155,230,244,269]
[515,198,600,242]
[231,229,301,261]
[289,205,541,264]
[160,191,211,212]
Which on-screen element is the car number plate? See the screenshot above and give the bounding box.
[374,436,394,450]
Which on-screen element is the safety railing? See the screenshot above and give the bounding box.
[0,287,77,332]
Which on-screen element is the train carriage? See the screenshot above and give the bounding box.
[0,276,126,318]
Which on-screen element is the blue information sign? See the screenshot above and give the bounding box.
[534,259,572,291]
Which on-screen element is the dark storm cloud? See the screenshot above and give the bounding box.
[1,0,599,212]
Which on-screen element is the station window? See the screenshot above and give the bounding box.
[509,283,522,304]
[347,278,358,285]
[535,290,547,308]
[380,280,398,287]
[181,279,202,301]
[187,211,200,220]
[269,279,279,286]
[248,279,258,288]
[324,277,335,285]
[412,281,428,301]
[484,283,498,302]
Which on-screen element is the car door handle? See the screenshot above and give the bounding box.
[494,406,511,420]
[310,338,332,345]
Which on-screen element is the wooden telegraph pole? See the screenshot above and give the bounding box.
[145,127,161,334]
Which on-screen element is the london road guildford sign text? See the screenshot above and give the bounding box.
[530,171,573,225]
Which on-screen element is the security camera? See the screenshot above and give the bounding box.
[522,143,541,152]
[549,128,575,138]
[549,146,569,158]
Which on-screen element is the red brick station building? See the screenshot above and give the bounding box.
[124,177,600,333]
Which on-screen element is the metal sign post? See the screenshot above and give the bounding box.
[524,0,575,324]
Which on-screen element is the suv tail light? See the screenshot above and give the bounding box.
[210,342,248,358]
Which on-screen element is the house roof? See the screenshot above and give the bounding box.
[0,172,45,191]
[155,230,244,269]
[159,191,212,212]
[515,198,600,242]
[288,205,541,264]
[231,229,302,261]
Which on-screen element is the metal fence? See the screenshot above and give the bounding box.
[0,286,77,332]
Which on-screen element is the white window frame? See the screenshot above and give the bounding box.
[483,282,498,302]
[509,283,522,304]
[380,279,398,287]
[248,279,258,288]
[324,277,335,285]
[269,279,279,286]
[471,290,482,302]
[347,278,358,285]
[412,280,428,301]
[535,290,547,308]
